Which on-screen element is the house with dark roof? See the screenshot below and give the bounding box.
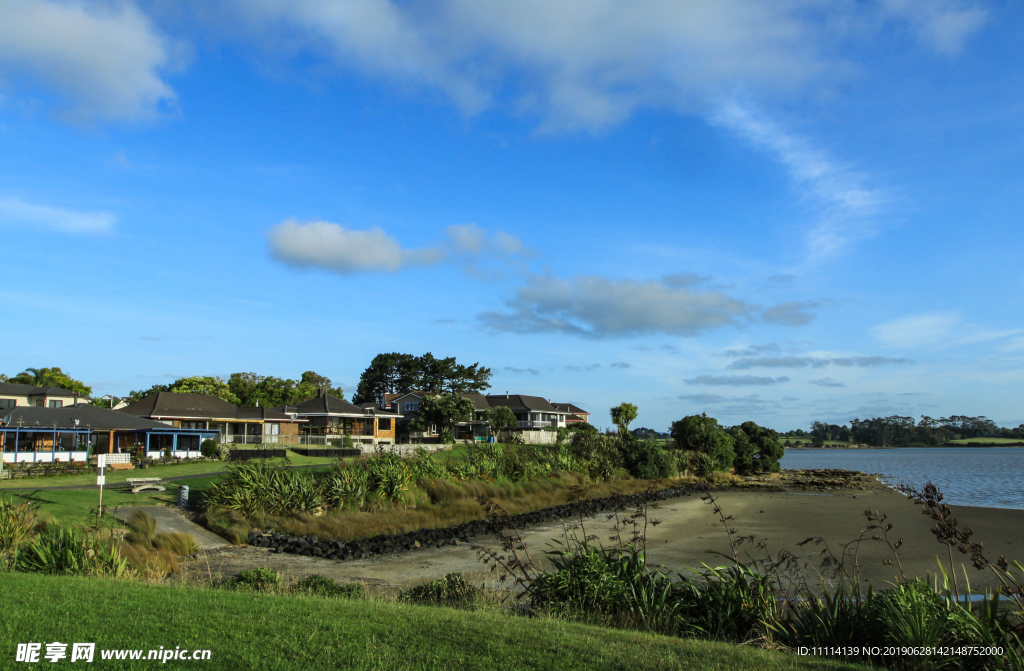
[1,405,218,463]
[0,383,87,411]
[277,390,399,446]
[552,403,590,424]
[380,391,493,442]
[485,393,575,430]
[119,392,303,446]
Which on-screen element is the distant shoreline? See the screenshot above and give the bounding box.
[787,443,1024,450]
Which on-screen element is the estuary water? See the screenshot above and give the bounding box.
[780,447,1024,510]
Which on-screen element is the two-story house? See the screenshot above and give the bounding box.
[0,383,86,410]
[485,393,574,430]
[278,390,398,446]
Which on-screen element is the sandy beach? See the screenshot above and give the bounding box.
[186,476,1024,593]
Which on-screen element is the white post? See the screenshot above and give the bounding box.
[96,454,107,519]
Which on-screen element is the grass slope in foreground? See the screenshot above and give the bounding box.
[0,573,866,671]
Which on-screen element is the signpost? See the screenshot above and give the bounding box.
[96,454,107,520]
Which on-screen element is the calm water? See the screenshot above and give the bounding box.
[780,447,1024,510]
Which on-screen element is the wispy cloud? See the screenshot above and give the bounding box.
[810,377,845,388]
[729,355,905,369]
[502,366,539,375]
[610,362,631,369]
[268,220,526,274]
[713,103,888,260]
[686,374,789,386]
[722,343,781,357]
[565,363,601,372]
[0,197,116,233]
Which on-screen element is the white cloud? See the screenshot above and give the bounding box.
[267,219,526,274]
[872,313,961,347]
[0,197,115,233]
[480,274,753,338]
[0,0,178,122]
[224,1,986,131]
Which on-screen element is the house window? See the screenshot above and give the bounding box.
[34,399,44,407]
[48,400,63,408]
[378,418,391,430]
[180,421,207,430]
[404,402,419,411]
[530,413,538,421]
[430,424,437,434]
[264,423,280,435]
[0,399,15,409]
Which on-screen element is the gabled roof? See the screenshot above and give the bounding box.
[119,392,239,420]
[485,394,561,413]
[1,405,191,431]
[236,406,300,422]
[460,393,490,411]
[552,403,589,415]
[0,383,79,398]
[280,393,396,417]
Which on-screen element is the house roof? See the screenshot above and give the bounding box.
[461,393,490,411]
[552,403,589,415]
[279,392,396,417]
[236,406,300,422]
[0,383,80,398]
[1,405,192,431]
[119,392,240,420]
[485,394,562,413]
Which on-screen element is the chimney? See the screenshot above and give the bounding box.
[505,391,509,399]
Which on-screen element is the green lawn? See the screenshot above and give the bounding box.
[0,572,867,671]
[0,451,336,490]
[2,474,224,529]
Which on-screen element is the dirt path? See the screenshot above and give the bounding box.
[183,483,1024,593]
[113,506,229,550]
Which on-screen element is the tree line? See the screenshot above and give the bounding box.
[788,416,1024,446]
[351,352,491,404]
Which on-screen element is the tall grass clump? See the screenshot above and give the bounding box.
[117,510,199,577]
[401,572,483,610]
[0,494,37,554]
[14,525,130,577]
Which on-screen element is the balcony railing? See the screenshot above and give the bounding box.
[300,427,375,437]
[516,420,559,429]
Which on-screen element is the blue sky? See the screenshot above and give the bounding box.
[1,1,1022,432]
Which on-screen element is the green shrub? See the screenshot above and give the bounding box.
[401,572,482,610]
[619,438,675,480]
[293,575,364,599]
[229,567,282,592]
[342,435,354,450]
[438,430,454,444]
[200,439,222,460]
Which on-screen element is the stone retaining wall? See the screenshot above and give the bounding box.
[248,481,715,562]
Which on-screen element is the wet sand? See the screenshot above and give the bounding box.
[185,480,1024,593]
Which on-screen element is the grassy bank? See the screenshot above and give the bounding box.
[238,473,704,542]
[0,451,337,490]
[0,572,865,671]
